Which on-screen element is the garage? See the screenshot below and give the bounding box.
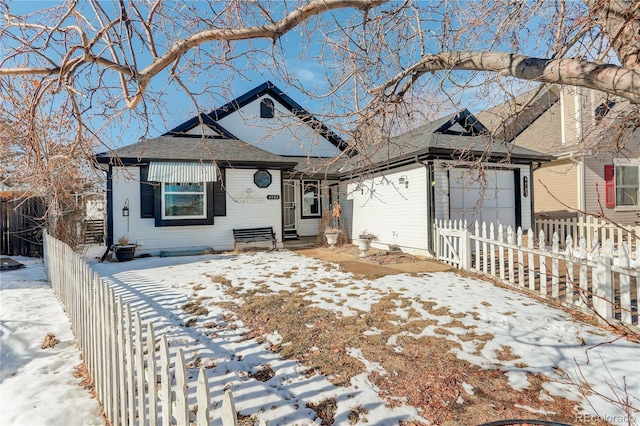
[449,168,518,229]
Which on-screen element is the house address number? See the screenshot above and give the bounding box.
[266,195,280,200]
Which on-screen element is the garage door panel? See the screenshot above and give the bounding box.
[497,189,515,208]
[495,170,513,186]
[463,190,482,209]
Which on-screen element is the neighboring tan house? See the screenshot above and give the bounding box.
[479,86,640,225]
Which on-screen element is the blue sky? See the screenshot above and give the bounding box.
[3,1,542,147]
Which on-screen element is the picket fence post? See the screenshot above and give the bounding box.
[565,235,574,305]
[551,232,560,298]
[593,240,614,319]
[527,229,535,291]
[507,226,515,284]
[517,227,524,288]
[460,224,471,271]
[539,229,547,296]
[619,243,632,325]
[498,224,505,280]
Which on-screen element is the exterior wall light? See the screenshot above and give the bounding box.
[122,198,130,217]
[399,176,409,188]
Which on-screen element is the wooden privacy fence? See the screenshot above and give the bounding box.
[43,233,244,426]
[434,220,639,328]
[535,216,640,252]
[1,195,45,256]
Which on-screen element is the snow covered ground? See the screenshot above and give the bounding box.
[1,250,639,425]
[0,256,103,425]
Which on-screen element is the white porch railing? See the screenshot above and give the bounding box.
[43,233,248,426]
[535,216,640,252]
[434,220,639,328]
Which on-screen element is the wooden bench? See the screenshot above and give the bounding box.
[232,227,276,251]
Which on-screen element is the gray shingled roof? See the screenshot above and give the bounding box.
[285,155,346,177]
[340,116,551,174]
[95,136,297,167]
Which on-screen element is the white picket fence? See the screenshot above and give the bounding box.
[434,220,639,328]
[535,216,640,252]
[43,233,244,426]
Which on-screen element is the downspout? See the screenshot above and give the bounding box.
[560,88,567,146]
[106,165,114,248]
[423,158,436,256]
[577,156,586,213]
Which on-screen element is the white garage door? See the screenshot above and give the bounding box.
[449,169,516,229]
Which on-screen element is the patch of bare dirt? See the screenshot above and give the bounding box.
[225,289,609,425]
[306,397,337,426]
[181,298,210,316]
[249,364,275,382]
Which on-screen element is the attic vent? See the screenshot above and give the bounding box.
[260,98,275,118]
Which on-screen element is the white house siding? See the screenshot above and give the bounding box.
[217,95,343,157]
[434,162,532,231]
[433,163,450,221]
[337,183,353,239]
[347,166,429,255]
[111,167,283,254]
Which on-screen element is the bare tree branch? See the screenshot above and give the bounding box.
[373,52,640,104]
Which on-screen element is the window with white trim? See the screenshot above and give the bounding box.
[162,182,206,219]
[301,180,321,217]
[615,166,639,206]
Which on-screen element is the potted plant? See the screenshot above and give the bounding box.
[113,235,136,262]
[356,231,377,257]
[324,227,341,247]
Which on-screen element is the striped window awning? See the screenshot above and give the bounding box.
[148,161,217,183]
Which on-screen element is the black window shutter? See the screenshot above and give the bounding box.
[139,165,155,218]
[213,168,226,216]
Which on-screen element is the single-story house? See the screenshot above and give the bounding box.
[480,85,640,225]
[339,109,552,256]
[96,82,550,257]
[95,82,353,254]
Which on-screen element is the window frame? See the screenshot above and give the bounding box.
[253,170,272,188]
[260,98,275,118]
[301,179,322,218]
[161,182,207,220]
[153,181,215,227]
[611,159,640,210]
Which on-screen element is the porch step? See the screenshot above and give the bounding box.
[284,230,299,240]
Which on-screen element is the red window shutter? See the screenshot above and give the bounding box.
[604,165,615,208]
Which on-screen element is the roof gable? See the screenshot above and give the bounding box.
[165,81,353,156]
[434,109,488,136]
[166,114,237,139]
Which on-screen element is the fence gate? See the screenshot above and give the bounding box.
[434,220,471,269]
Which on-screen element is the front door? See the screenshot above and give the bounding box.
[283,180,297,239]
